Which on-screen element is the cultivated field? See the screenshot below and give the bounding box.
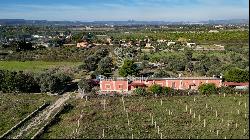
[0,61,81,72]
[40,94,249,139]
[0,93,58,135]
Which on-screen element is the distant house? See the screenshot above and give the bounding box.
[214,44,225,49]
[128,41,133,46]
[167,41,176,46]
[77,41,88,48]
[96,35,107,37]
[106,38,112,44]
[214,25,223,29]
[145,43,152,48]
[121,42,132,47]
[59,33,64,37]
[193,44,225,51]
[85,26,92,30]
[187,43,196,48]
[32,35,44,38]
[36,42,49,48]
[157,39,166,43]
[148,62,163,68]
[208,30,219,33]
[66,35,72,39]
[141,43,155,52]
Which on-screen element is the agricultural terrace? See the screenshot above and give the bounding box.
[0,93,58,135]
[41,94,249,139]
[0,61,81,73]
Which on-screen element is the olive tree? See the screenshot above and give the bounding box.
[35,70,72,93]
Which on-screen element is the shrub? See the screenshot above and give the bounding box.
[119,59,139,77]
[217,86,235,94]
[148,84,162,95]
[224,67,249,82]
[15,72,40,93]
[198,83,217,95]
[0,70,39,93]
[153,69,171,78]
[82,55,99,72]
[133,87,147,96]
[217,86,249,94]
[95,57,114,77]
[78,79,95,93]
[35,70,72,93]
[162,87,171,95]
[0,70,17,93]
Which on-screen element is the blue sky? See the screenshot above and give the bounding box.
[0,0,248,21]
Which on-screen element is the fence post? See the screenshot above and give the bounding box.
[203,119,206,127]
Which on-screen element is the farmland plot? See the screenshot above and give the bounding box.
[40,94,249,139]
[0,61,81,73]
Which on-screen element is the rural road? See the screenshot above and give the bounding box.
[7,92,71,139]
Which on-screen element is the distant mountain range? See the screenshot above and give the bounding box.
[0,19,248,26]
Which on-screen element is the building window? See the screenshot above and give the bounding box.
[118,85,123,89]
[172,82,175,88]
[105,84,111,89]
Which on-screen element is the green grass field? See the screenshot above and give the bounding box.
[0,93,58,135]
[40,94,249,139]
[0,61,81,72]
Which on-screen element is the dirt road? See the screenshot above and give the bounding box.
[7,93,71,139]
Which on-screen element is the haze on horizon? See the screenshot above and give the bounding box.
[0,0,249,22]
